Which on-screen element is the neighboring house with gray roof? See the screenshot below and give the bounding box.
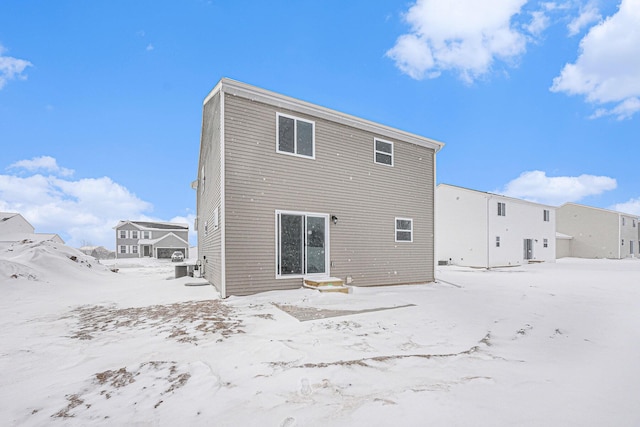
[113,220,189,259]
[195,78,444,297]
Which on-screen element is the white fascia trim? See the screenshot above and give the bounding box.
[220,88,227,299]
[210,78,444,153]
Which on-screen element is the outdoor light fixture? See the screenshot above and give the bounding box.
[331,215,338,225]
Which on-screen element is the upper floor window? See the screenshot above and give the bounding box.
[622,217,626,226]
[634,219,637,228]
[395,218,413,242]
[496,236,500,247]
[543,209,550,222]
[277,113,315,159]
[119,230,127,239]
[131,230,139,239]
[374,139,394,166]
[497,202,506,216]
[543,238,548,248]
[142,231,151,239]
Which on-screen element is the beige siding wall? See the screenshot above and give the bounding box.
[557,204,620,258]
[223,93,435,296]
[197,92,223,291]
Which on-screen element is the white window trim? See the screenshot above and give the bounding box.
[275,210,330,279]
[119,245,127,254]
[543,209,550,222]
[395,217,413,243]
[119,230,128,239]
[276,112,316,160]
[131,245,138,254]
[374,138,394,167]
[213,206,219,230]
[130,230,139,239]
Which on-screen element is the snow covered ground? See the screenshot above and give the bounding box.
[1,239,640,426]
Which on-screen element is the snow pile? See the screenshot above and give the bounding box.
[0,239,112,282]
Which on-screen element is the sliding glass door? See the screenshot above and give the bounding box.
[277,211,328,277]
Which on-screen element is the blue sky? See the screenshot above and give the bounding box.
[1,0,639,249]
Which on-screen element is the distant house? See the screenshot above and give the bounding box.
[0,212,65,244]
[0,212,35,234]
[114,221,189,259]
[195,78,444,297]
[79,246,116,260]
[556,203,639,259]
[436,184,556,268]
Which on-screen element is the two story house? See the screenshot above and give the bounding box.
[436,184,556,268]
[195,78,444,297]
[114,221,189,259]
[556,203,639,259]
[0,211,65,244]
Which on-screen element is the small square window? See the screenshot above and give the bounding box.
[277,113,315,159]
[496,236,500,247]
[374,139,394,166]
[395,218,413,242]
[543,238,548,248]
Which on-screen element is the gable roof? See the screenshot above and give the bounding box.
[1,212,20,221]
[114,220,189,231]
[139,232,189,246]
[205,78,444,153]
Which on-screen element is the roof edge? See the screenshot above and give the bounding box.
[204,78,445,153]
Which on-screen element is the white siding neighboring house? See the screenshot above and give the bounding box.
[114,221,189,259]
[556,203,640,259]
[195,78,444,297]
[0,212,35,234]
[0,212,64,244]
[436,184,556,268]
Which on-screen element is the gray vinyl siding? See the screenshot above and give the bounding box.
[115,224,141,258]
[198,92,223,291]
[223,93,435,296]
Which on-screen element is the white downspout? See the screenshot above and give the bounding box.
[486,194,491,269]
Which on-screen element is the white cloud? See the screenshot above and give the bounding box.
[8,155,75,177]
[550,0,640,119]
[0,44,32,90]
[567,2,601,36]
[0,157,194,250]
[495,170,617,205]
[525,10,550,36]
[386,0,529,83]
[146,44,154,51]
[610,198,640,215]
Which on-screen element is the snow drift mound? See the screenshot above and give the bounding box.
[0,239,113,282]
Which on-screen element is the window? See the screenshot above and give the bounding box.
[276,211,328,277]
[497,202,506,216]
[277,113,315,158]
[634,219,637,228]
[131,230,138,239]
[543,209,550,222]
[119,230,127,239]
[374,139,394,166]
[204,221,208,237]
[142,231,151,239]
[622,239,625,246]
[496,236,500,247]
[131,245,138,254]
[201,165,205,194]
[395,218,413,242]
[543,238,548,248]
[213,206,219,230]
[622,217,626,226]
[119,245,127,254]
